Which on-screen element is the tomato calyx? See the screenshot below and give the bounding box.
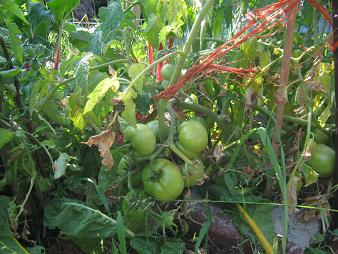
[148,169,164,182]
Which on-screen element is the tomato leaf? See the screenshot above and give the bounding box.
[27,2,53,40]
[75,54,92,93]
[122,99,136,128]
[48,0,80,27]
[82,130,115,170]
[98,0,124,38]
[83,76,119,115]
[2,0,28,24]
[128,63,146,93]
[0,128,15,149]
[44,198,118,239]
[69,30,90,51]
[53,153,71,179]
[8,23,23,65]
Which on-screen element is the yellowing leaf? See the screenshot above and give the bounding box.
[83,77,119,115]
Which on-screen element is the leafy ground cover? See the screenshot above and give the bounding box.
[0,0,337,253]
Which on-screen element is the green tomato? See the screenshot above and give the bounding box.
[142,159,184,201]
[306,142,335,178]
[122,198,145,232]
[190,116,208,130]
[161,64,175,81]
[181,160,206,187]
[130,124,156,156]
[178,120,208,158]
[314,129,329,144]
[124,125,136,141]
[146,120,160,139]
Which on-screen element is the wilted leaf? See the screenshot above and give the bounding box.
[83,130,115,170]
[54,153,71,179]
[287,175,299,215]
[213,145,224,163]
[83,76,119,115]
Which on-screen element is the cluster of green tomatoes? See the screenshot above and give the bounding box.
[123,118,208,202]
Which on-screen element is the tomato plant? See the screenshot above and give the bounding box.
[0,0,336,253]
[142,159,184,201]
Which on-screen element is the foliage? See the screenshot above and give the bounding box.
[0,0,336,253]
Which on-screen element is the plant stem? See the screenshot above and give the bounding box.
[331,0,338,229]
[272,5,299,156]
[123,51,183,100]
[168,0,214,86]
[235,204,274,254]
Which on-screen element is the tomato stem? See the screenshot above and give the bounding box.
[157,43,164,82]
[148,41,154,76]
[168,0,214,86]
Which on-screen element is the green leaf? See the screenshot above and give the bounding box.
[130,238,158,254]
[53,153,71,179]
[2,0,28,24]
[27,2,53,40]
[44,198,118,239]
[83,76,119,115]
[69,105,85,131]
[128,64,146,93]
[0,128,15,149]
[75,54,92,93]
[130,238,184,254]
[0,67,21,79]
[0,195,30,254]
[302,164,318,187]
[48,0,80,27]
[98,0,124,39]
[0,195,12,237]
[116,212,127,254]
[121,89,137,128]
[8,23,23,65]
[29,79,49,115]
[69,30,90,51]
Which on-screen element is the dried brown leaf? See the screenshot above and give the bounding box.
[287,175,299,215]
[82,129,115,170]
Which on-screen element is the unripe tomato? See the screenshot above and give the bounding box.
[142,159,184,201]
[146,120,160,140]
[128,124,156,156]
[124,125,136,141]
[306,142,335,178]
[181,160,206,187]
[314,129,329,144]
[190,116,208,130]
[122,195,145,232]
[178,120,208,158]
[161,64,175,81]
